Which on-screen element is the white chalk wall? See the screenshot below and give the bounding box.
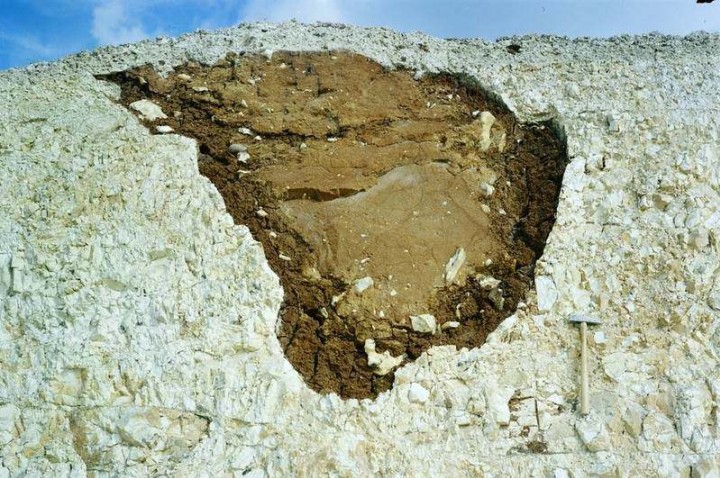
[0,22,719,477]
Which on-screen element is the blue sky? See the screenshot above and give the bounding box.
[1,0,719,70]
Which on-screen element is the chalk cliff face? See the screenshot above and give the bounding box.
[1,22,719,477]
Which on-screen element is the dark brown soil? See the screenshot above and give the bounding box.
[98,51,567,400]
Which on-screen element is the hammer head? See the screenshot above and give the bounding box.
[568,313,602,325]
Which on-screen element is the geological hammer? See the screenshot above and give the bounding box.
[568,313,602,415]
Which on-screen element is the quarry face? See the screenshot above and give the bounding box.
[1,23,719,477]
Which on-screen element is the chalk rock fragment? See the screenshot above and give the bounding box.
[228,143,248,154]
[479,182,495,198]
[130,99,167,120]
[544,420,578,452]
[692,457,720,478]
[441,321,460,331]
[606,113,620,133]
[155,125,174,134]
[576,416,611,452]
[593,331,607,345]
[410,314,436,334]
[642,411,679,451]
[364,339,404,376]
[479,111,496,151]
[408,383,430,404]
[488,288,505,310]
[676,384,714,449]
[353,276,374,294]
[444,248,466,284]
[118,412,162,448]
[535,275,558,311]
[708,290,720,311]
[0,405,19,445]
[478,275,501,290]
[621,401,645,438]
[485,386,515,425]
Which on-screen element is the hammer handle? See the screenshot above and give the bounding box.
[580,321,589,415]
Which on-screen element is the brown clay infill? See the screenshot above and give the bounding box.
[98,51,567,399]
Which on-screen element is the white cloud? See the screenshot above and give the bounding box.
[91,0,151,46]
[0,30,76,68]
[0,32,63,59]
[240,0,346,24]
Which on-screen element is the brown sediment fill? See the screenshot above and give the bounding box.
[99,51,567,399]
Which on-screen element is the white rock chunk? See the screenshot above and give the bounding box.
[692,457,720,478]
[444,248,466,284]
[642,411,679,450]
[155,125,174,134]
[353,276,374,294]
[485,386,515,425]
[228,143,248,154]
[593,331,607,345]
[535,275,558,311]
[364,339,404,376]
[621,401,645,438]
[488,288,504,310]
[408,383,430,404]
[478,275,501,290]
[410,314,437,334]
[118,413,162,448]
[479,111,496,151]
[129,99,167,121]
[479,182,495,198]
[576,416,611,452]
[0,405,19,445]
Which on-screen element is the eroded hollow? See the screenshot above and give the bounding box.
[99,51,567,399]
